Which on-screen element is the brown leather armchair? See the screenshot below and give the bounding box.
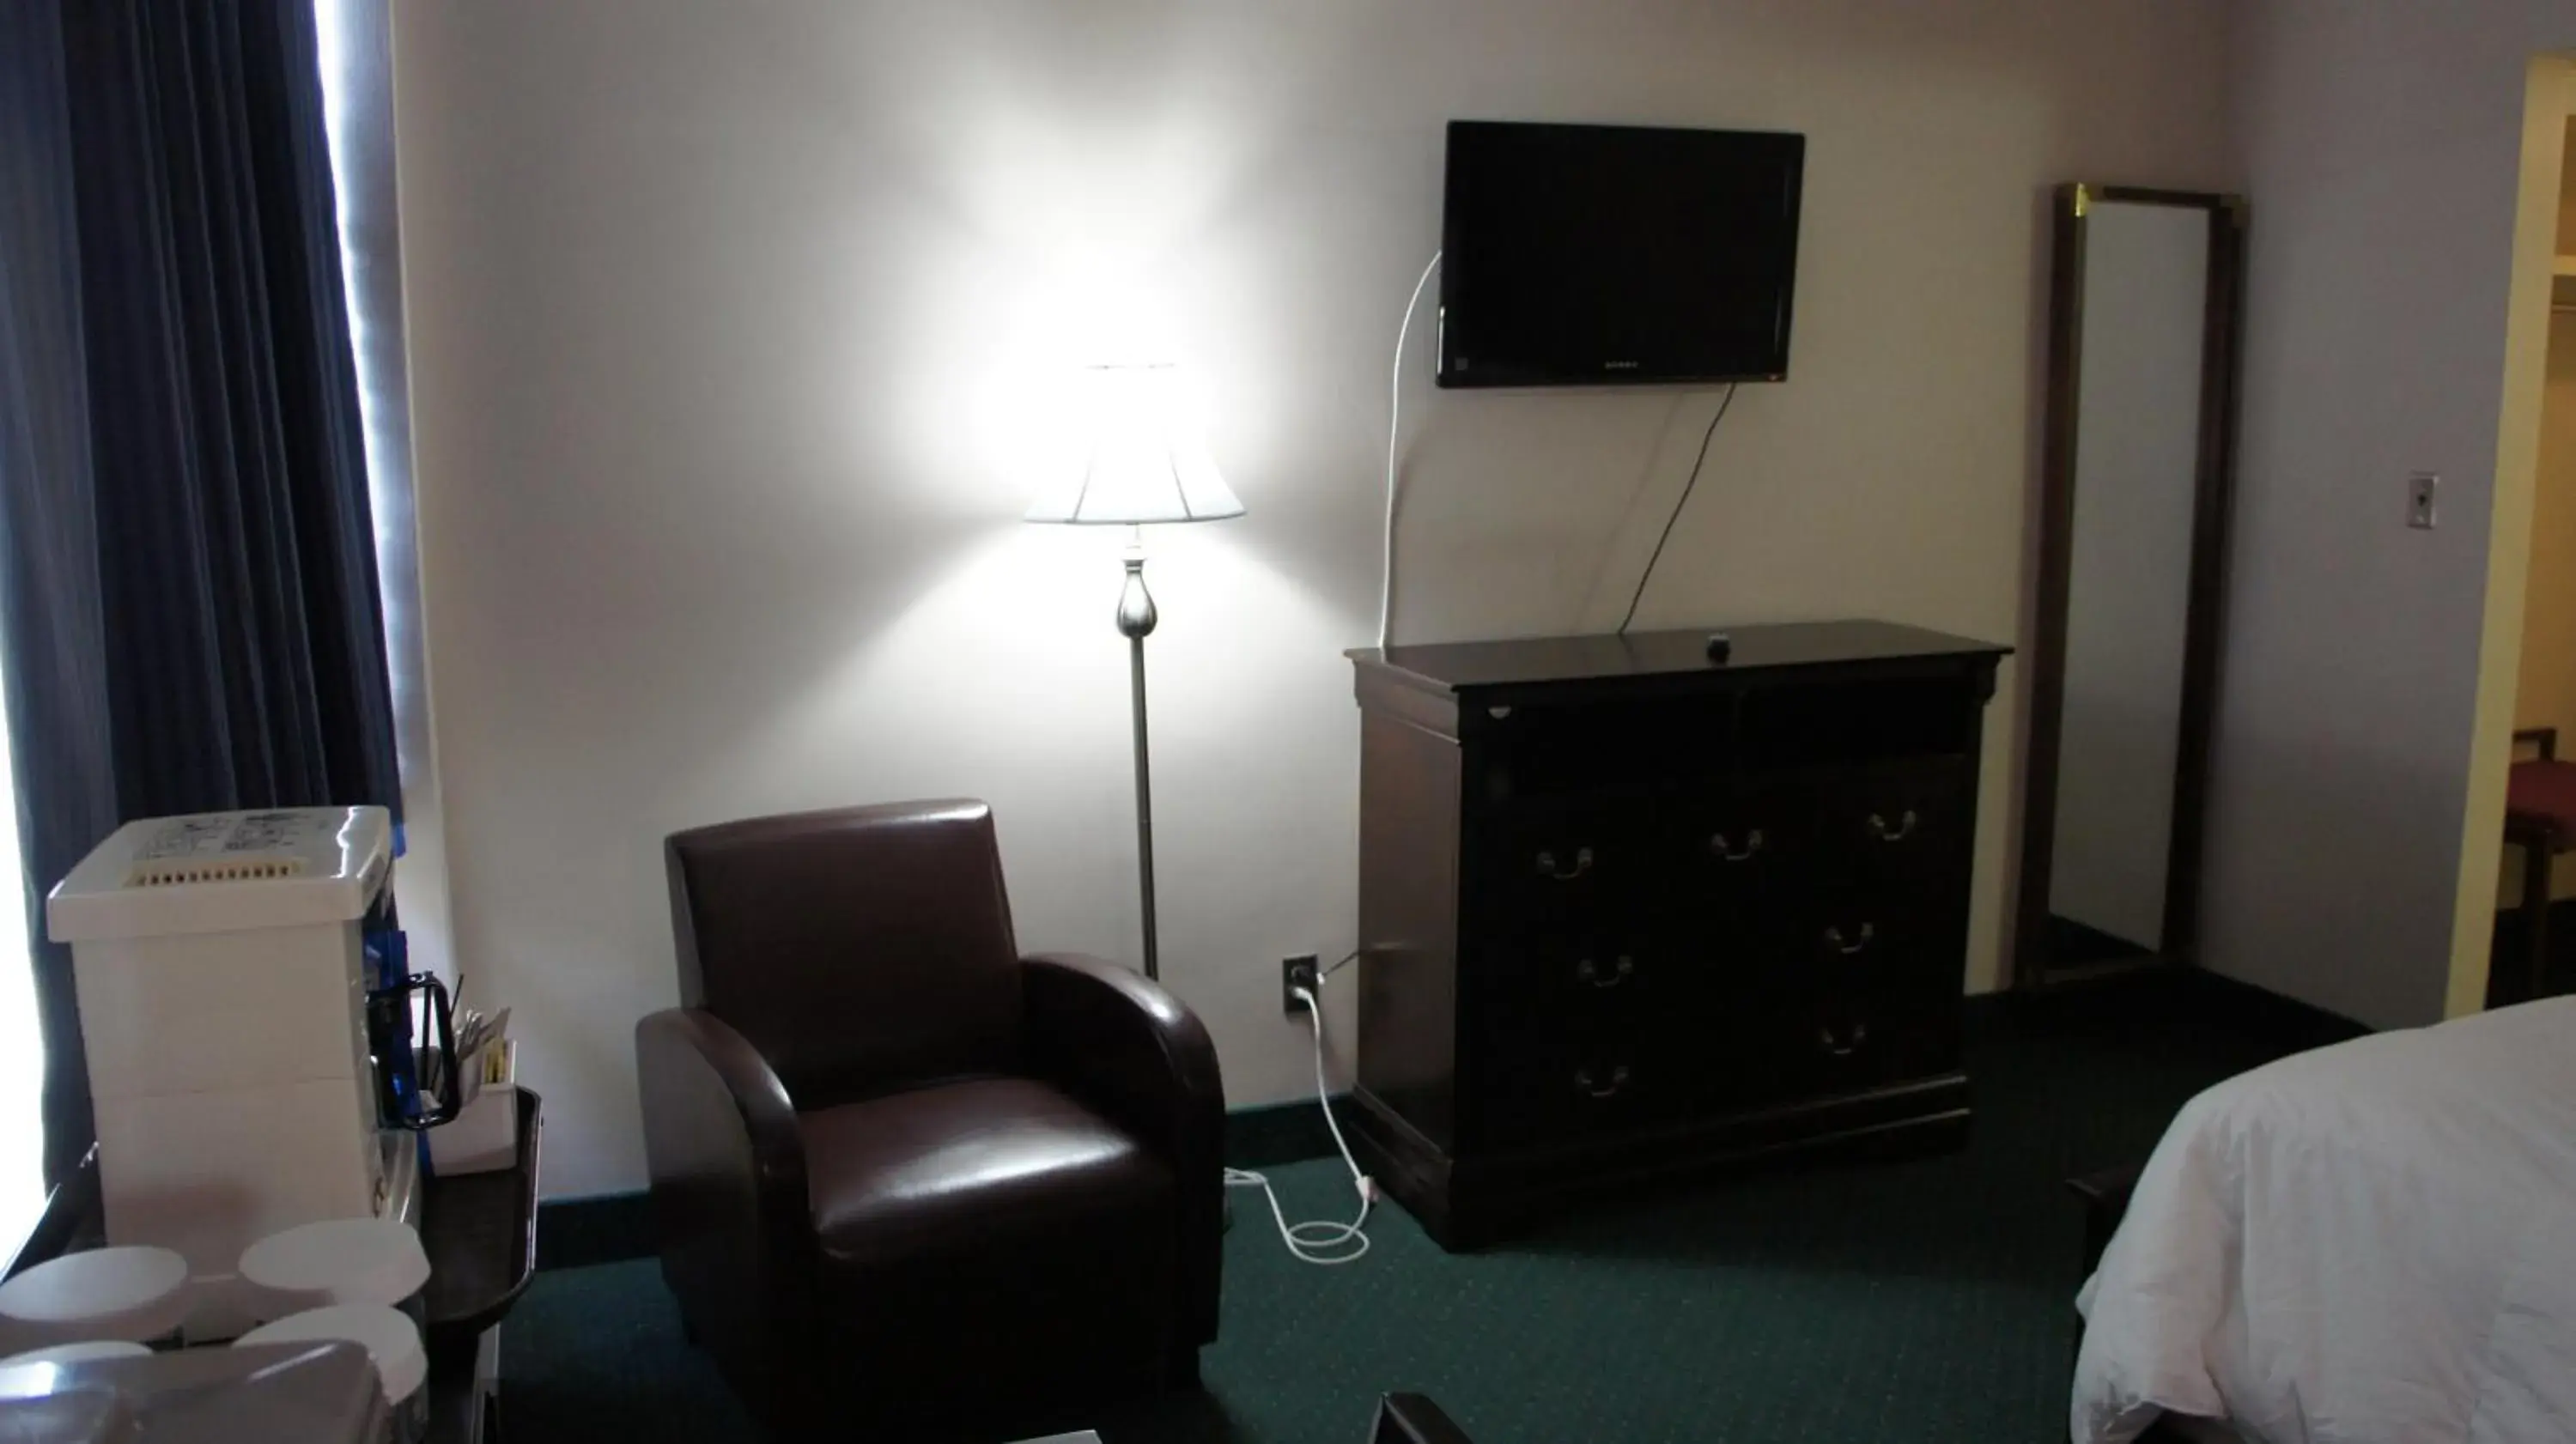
[635,799,1224,1440]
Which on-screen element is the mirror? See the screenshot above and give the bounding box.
[2016,186,2246,985]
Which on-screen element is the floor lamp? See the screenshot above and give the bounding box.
[1024,362,1242,982]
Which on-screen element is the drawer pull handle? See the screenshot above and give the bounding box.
[1868,810,1921,842]
[1825,922,1876,954]
[1710,828,1766,863]
[1487,705,1514,720]
[1574,955,1635,988]
[1574,1065,1631,1098]
[1817,1022,1871,1058]
[1535,846,1595,882]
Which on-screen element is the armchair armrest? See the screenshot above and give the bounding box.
[635,1008,817,1381]
[1021,952,1225,1346]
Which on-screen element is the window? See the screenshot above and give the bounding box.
[313,0,453,973]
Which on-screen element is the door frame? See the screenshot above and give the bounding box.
[2442,60,2576,1016]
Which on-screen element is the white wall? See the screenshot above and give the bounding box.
[2209,3,2573,1028]
[391,0,2237,1198]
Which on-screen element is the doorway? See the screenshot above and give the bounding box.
[2488,119,2576,1008]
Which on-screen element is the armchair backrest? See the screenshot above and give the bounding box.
[665,798,1022,1107]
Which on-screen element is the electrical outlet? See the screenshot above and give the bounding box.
[2409,472,2439,530]
[1282,954,1320,1015]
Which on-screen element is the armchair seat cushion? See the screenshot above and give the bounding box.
[801,1076,1172,1266]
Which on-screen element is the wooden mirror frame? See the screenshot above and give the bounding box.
[2013,185,2249,991]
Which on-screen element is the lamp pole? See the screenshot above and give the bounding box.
[1024,361,1239,982]
[1115,525,1162,980]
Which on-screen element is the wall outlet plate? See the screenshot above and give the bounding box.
[1282,954,1320,1015]
[2409,471,2439,529]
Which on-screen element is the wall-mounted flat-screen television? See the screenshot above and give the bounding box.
[1437,120,1806,389]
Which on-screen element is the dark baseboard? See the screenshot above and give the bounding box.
[534,1189,656,1271]
[1986,960,2369,1055]
[1222,1093,1351,1171]
[537,1095,1356,1271]
[2044,913,2154,968]
[2163,962,2372,1048]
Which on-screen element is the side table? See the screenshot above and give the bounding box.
[422,1089,543,1444]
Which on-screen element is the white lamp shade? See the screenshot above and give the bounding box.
[1024,363,1244,525]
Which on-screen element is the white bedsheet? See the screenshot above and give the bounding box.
[2072,996,2576,1444]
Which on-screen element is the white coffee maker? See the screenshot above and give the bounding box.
[46,806,427,1339]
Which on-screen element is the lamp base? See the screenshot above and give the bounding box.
[1117,531,1157,640]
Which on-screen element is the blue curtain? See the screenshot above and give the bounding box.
[0,0,120,1189]
[0,0,402,1184]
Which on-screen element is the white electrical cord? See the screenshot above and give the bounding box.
[1224,979,1374,1265]
[1377,250,1443,651]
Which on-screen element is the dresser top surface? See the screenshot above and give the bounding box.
[1347,620,2009,692]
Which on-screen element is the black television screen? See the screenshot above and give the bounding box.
[1437,121,1805,389]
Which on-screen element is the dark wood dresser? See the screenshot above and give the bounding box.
[1345,621,2009,1248]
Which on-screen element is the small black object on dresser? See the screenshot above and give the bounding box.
[1345,621,2009,1249]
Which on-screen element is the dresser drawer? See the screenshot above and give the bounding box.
[1657,780,1818,937]
[1810,763,1973,903]
[1473,799,1656,932]
[1712,901,1963,1103]
[1472,1019,1687,1148]
[1741,675,1975,768]
[1774,995,1961,1100]
[1788,893,1968,1004]
[1470,692,1738,800]
[1479,931,1675,1022]
[1472,930,1701,1149]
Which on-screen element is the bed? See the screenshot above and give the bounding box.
[2072,995,2576,1444]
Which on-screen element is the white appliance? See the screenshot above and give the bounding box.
[46,807,418,1340]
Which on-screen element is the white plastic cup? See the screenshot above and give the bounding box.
[236,1303,428,1443]
[0,1247,189,1351]
[238,1218,430,1329]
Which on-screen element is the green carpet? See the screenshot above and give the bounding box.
[501,975,2343,1443]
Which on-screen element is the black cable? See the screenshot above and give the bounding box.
[1321,947,1362,977]
[1616,383,1738,636]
